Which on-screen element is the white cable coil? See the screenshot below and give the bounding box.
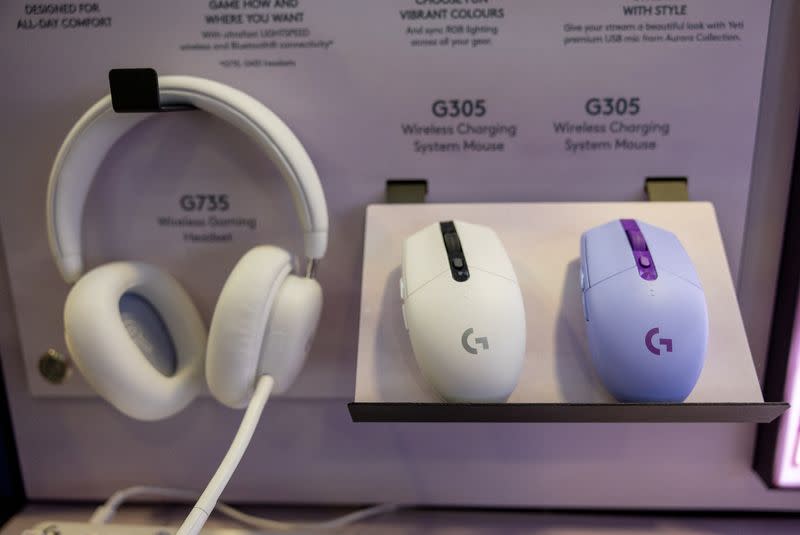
[89,375,399,533]
[90,485,399,532]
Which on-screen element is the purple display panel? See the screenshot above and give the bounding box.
[620,219,658,281]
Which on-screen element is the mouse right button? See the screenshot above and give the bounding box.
[638,222,702,287]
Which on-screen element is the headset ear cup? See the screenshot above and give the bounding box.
[206,246,292,408]
[64,262,206,421]
[257,274,322,394]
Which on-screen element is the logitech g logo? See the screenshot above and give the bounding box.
[461,327,489,355]
[645,327,673,356]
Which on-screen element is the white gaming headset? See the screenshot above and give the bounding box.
[46,75,329,422]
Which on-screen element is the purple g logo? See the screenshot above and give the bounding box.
[645,327,673,356]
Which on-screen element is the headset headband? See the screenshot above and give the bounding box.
[46,75,328,283]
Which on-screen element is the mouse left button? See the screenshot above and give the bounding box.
[583,220,636,287]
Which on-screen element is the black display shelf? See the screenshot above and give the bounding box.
[349,401,788,423]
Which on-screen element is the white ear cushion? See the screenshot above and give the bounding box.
[206,246,291,408]
[64,262,206,421]
[257,275,322,395]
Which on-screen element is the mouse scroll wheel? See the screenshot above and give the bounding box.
[626,230,648,251]
[444,233,459,250]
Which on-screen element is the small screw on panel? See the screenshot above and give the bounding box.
[38,349,70,384]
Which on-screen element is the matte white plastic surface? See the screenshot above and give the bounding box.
[206,246,290,408]
[256,275,323,394]
[356,203,764,404]
[47,75,329,283]
[401,221,525,402]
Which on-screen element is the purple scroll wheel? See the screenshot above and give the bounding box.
[626,230,648,251]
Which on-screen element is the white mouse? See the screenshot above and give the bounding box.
[401,220,526,402]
